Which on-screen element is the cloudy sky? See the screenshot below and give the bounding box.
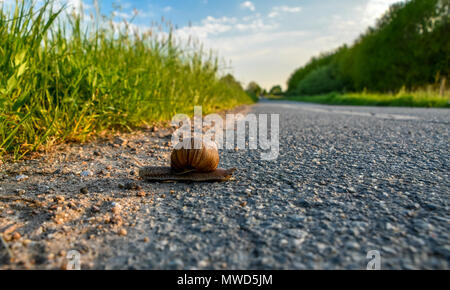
[60,0,401,89]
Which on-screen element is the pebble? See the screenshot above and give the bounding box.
[119,228,127,236]
[344,241,360,250]
[15,174,29,181]
[123,182,140,190]
[55,196,65,203]
[12,232,21,240]
[15,189,26,195]
[80,187,89,194]
[81,170,93,177]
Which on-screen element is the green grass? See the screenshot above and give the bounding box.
[0,1,254,160]
[270,90,450,108]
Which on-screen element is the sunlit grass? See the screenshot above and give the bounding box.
[0,1,254,159]
[272,90,450,108]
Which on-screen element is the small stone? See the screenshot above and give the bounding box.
[114,137,128,146]
[382,246,396,255]
[15,189,26,195]
[80,187,89,194]
[12,232,21,240]
[112,204,121,214]
[15,174,29,182]
[386,222,396,231]
[345,241,360,250]
[198,259,209,268]
[283,229,308,239]
[296,198,310,208]
[119,228,127,236]
[288,214,306,223]
[144,237,150,243]
[22,239,32,247]
[240,201,247,207]
[81,170,93,177]
[55,196,65,203]
[316,243,327,251]
[37,185,50,193]
[124,182,140,190]
[137,191,146,197]
[112,215,123,225]
[423,202,439,211]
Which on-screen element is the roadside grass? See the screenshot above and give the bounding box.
[269,90,450,108]
[0,1,254,160]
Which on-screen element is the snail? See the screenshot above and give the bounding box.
[170,138,219,173]
[139,138,236,182]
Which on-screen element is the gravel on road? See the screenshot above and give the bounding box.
[0,101,448,269]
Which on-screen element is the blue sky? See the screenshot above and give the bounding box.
[19,0,402,89]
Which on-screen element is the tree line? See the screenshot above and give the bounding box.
[285,0,449,96]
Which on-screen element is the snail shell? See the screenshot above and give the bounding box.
[170,138,219,173]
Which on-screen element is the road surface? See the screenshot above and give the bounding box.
[1,101,449,269]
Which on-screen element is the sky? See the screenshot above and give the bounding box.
[4,0,403,90]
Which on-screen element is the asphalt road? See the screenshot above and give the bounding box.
[102,101,449,270]
[1,101,449,269]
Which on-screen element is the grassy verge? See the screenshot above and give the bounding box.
[0,1,254,159]
[268,91,450,108]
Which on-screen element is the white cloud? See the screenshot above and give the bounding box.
[362,0,402,26]
[163,6,172,12]
[175,14,277,40]
[176,16,235,39]
[173,13,303,89]
[240,1,255,12]
[112,11,132,19]
[268,5,302,18]
[172,1,406,90]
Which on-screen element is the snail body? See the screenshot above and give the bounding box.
[139,167,236,182]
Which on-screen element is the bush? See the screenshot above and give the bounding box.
[269,85,283,95]
[294,65,344,95]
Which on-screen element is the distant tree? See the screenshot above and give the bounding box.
[220,74,244,91]
[295,65,344,95]
[286,0,449,95]
[245,81,262,97]
[269,85,283,95]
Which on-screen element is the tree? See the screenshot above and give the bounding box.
[286,0,449,95]
[220,74,244,91]
[269,85,283,95]
[245,81,262,97]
